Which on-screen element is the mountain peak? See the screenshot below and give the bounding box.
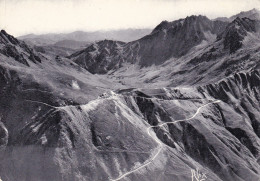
[185,15,208,20]
[246,8,259,13]
[0,29,20,45]
[230,8,260,21]
[151,20,171,34]
[152,15,209,34]
[1,29,7,35]
[219,16,258,53]
[183,15,210,25]
[0,29,42,66]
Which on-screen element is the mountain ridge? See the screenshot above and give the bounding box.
[214,8,260,22]
[68,14,260,76]
[68,15,230,74]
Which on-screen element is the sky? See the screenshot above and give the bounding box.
[0,0,259,36]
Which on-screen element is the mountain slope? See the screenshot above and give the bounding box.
[69,15,228,74]
[218,17,260,53]
[103,16,260,89]
[0,30,42,66]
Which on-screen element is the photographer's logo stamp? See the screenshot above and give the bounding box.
[191,168,207,181]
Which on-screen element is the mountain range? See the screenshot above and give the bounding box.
[18,29,152,46]
[68,10,260,87]
[0,8,260,181]
[18,29,152,58]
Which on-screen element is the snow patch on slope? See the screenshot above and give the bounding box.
[72,80,80,90]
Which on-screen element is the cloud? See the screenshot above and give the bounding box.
[0,0,259,36]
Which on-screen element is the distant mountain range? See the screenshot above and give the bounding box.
[18,28,152,57]
[18,8,260,59]
[18,28,152,45]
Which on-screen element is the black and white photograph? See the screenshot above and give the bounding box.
[0,0,260,180]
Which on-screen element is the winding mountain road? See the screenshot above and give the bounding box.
[111,100,221,181]
[24,92,221,181]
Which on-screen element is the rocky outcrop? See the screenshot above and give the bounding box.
[0,30,41,66]
[68,40,126,74]
[218,17,259,53]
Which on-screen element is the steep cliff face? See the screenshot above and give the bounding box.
[0,30,42,66]
[202,70,260,141]
[196,70,260,180]
[218,17,260,53]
